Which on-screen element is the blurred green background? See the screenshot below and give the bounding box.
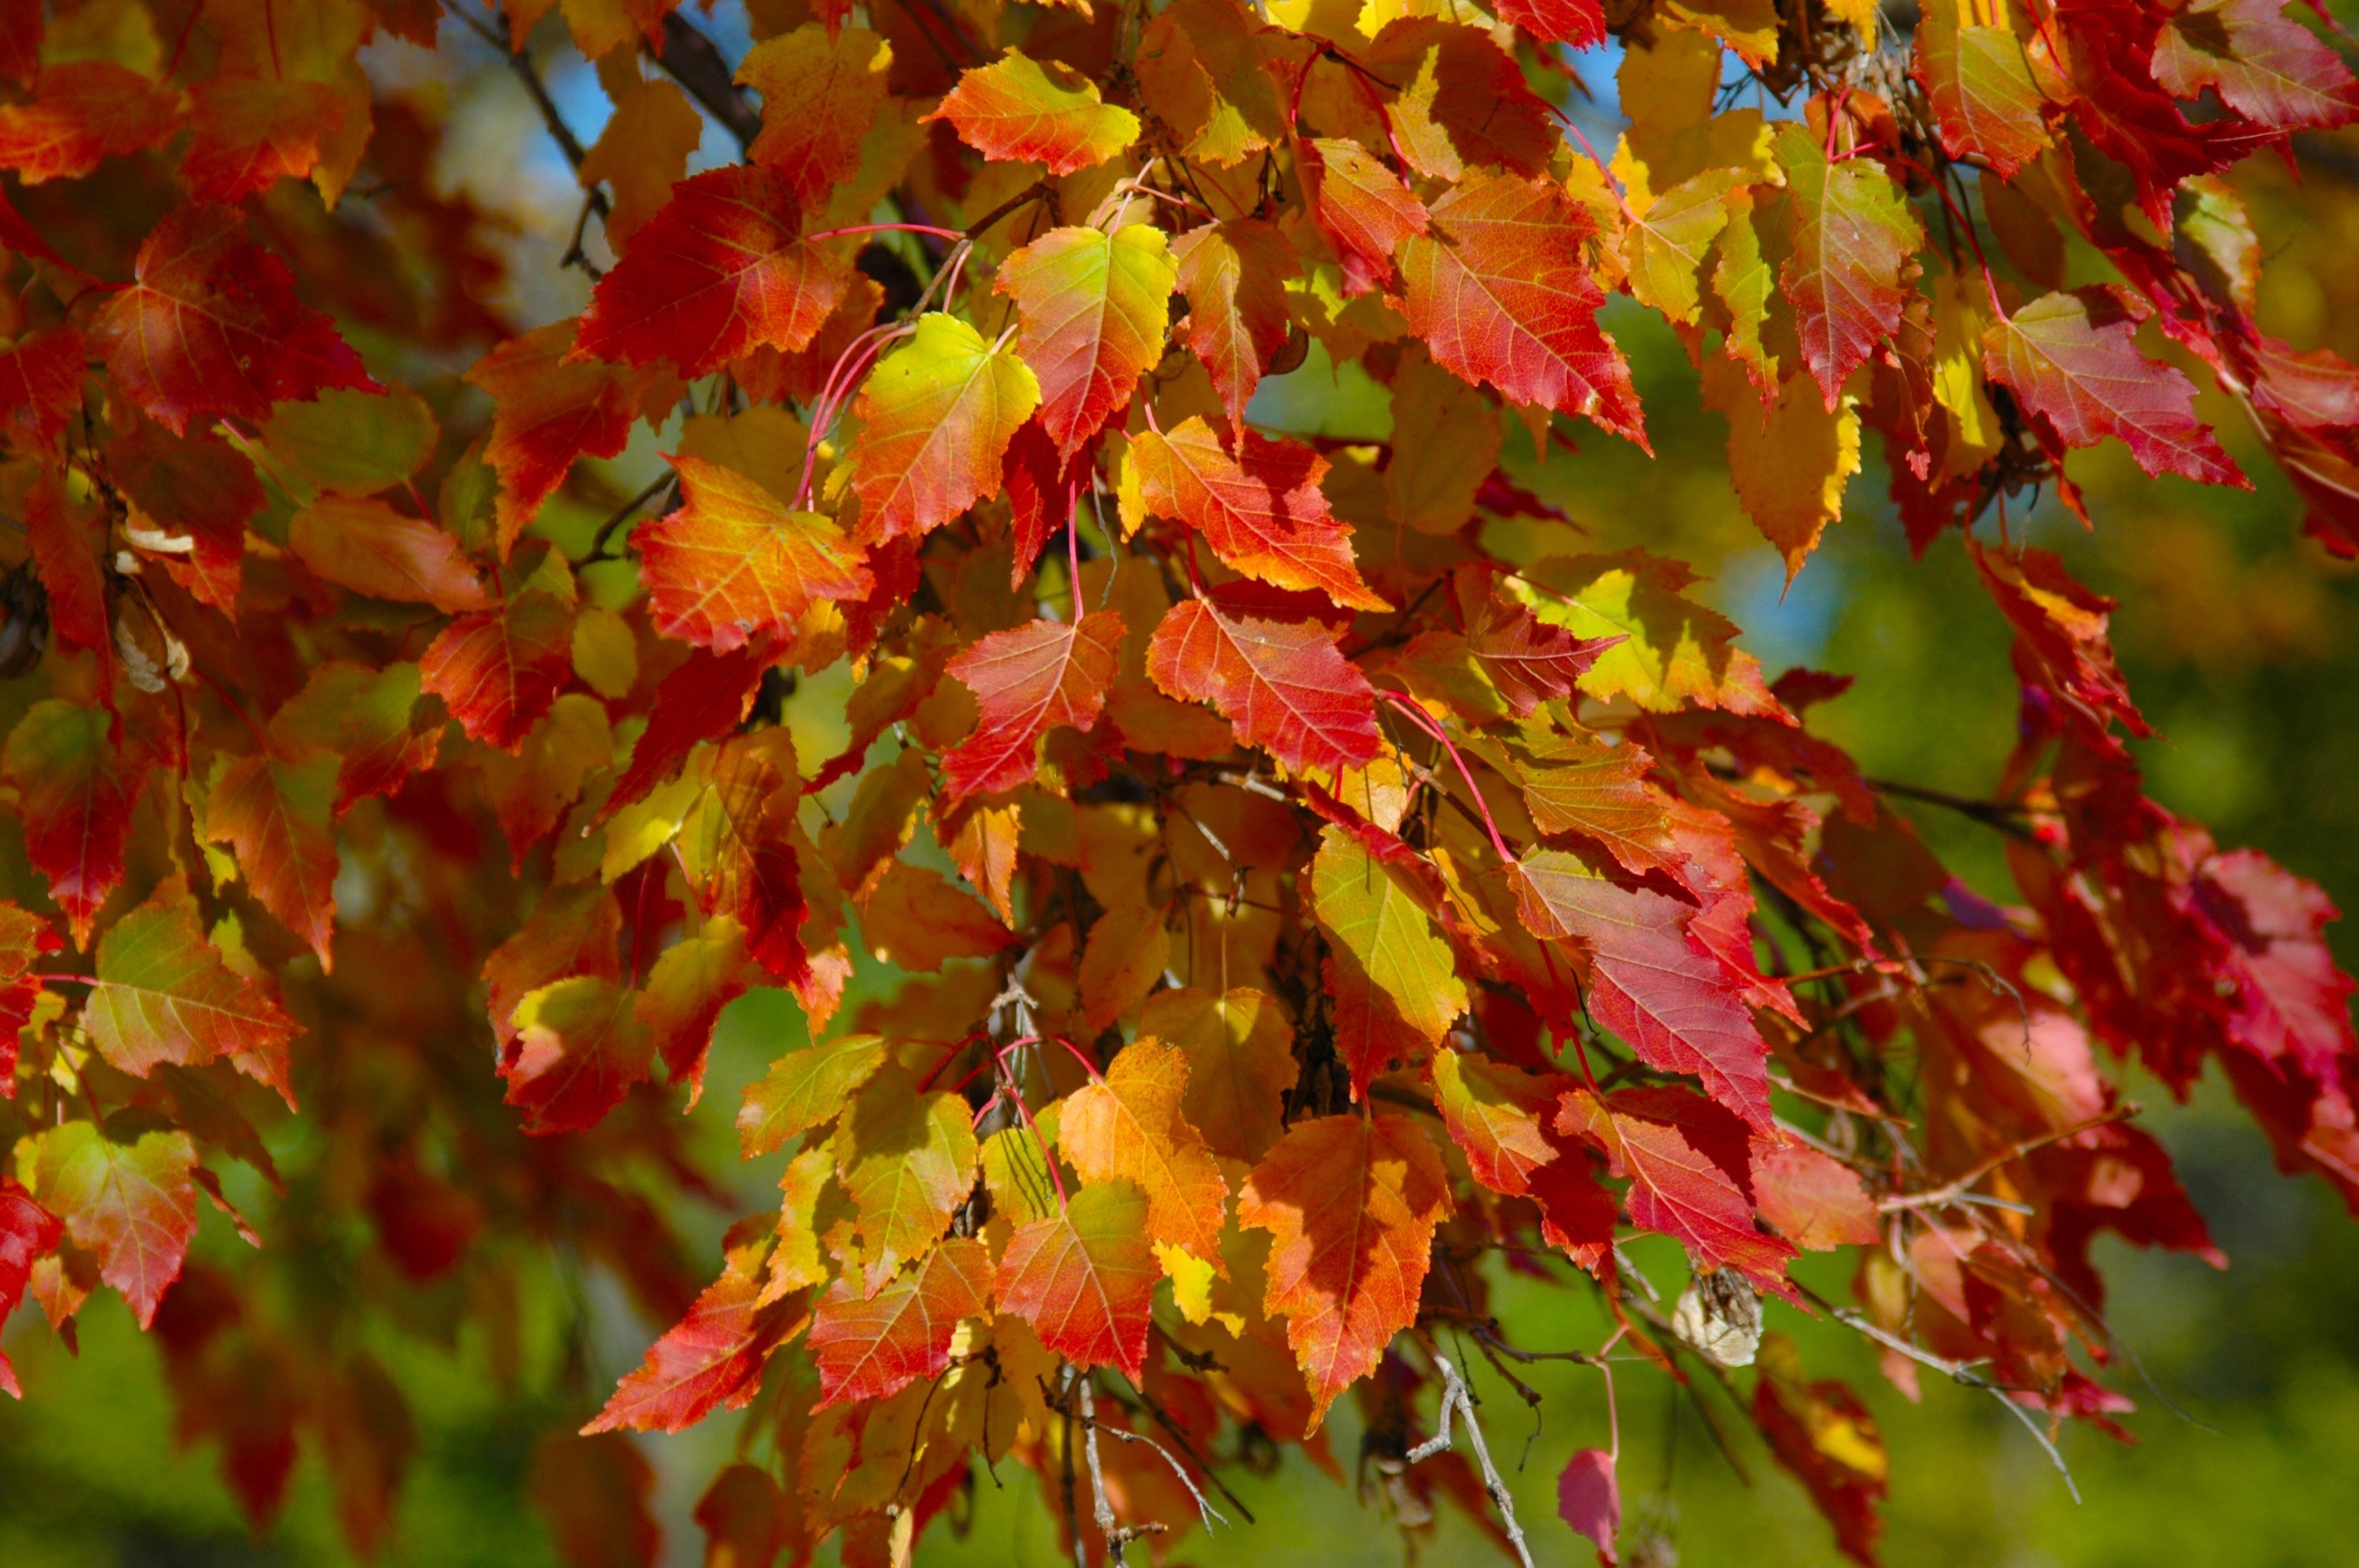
[6,12,2359,1568]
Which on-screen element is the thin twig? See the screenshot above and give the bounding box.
[1876,1105,2138,1213]
[1405,1339,1539,1568]
[589,475,673,559]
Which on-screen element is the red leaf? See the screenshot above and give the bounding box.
[2,699,139,945]
[575,165,854,379]
[1982,288,2247,488]
[638,455,873,651]
[1751,1141,1880,1250]
[92,205,376,436]
[465,320,671,555]
[808,1236,992,1407]
[1238,1112,1451,1424]
[1124,419,1389,612]
[1172,220,1299,430]
[0,63,181,184]
[739,23,893,207]
[587,1264,803,1433]
[998,223,1176,458]
[205,753,340,969]
[500,976,656,1135]
[2152,0,2359,132]
[605,642,778,817]
[679,731,811,984]
[23,469,111,685]
[1144,598,1381,775]
[0,327,85,451]
[419,590,574,752]
[995,1180,1161,1377]
[1059,1040,1230,1273]
[1558,1447,1621,1565]
[0,1176,61,1397]
[182,76,344,203]
[1510,851,1775,1131]
[1304,138,1427,296]
[1496,0,1604,46]
[1971,543,2148,742]
[1558,1085,1797,1294]
[1430,1051,1616,1270]
[1752,1334,1885,1566]
[1460,569,1622,717]
[941,612,1124,804]
[1775,126,1921,411]
[927,50,1141,176]
[286,497,492,615]
[81,881,300,1101]
[1397,169,1646,445]
[24,1120,197,1329]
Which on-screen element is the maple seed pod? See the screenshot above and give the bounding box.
[0,564,49,680]
[1671,1268,1764,1368]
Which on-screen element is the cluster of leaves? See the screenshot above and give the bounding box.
[0,0,2355,1564]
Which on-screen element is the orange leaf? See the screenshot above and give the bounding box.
[928,50,1141,176]
[809,1235,992,1406]
[82,881,300,1102]
[587,1262,805,1433]
[1124,419,1388,612]
[0,62,181,184]
[464,319,672,554]
[204,753,339,970]
[995,1180,1160,1376]
[419,590,574,752]
[941,611,1123,803]
[1059,1040,1228,1272]
[638,456,872,652]
[1144,598,1380,776]
[740,23,894,208]
[1172,219,1300,430]
[1238,1112,1450,1425]
[998,223,1175,458]
[287,496,492,614]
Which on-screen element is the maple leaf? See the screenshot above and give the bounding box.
[676,731,811,983]
[1774,126,1921,410]
[1971,543,2148,741]
[940,612,1123,803]
[1310,826,1467,1097]
[1136,986,1294,1163]
[182,75,345,203]
[738,23,895,207]
[22,1119,197,1329]
[1303,138,1428,297]
[1752,1142,1880,1250]
[0,1176,61,1397]
[838,1066,979,1291]
[1430,1051,1617,1269]
[1460,571,1623,717]
[1495,0,1605,47]
[286,497,492,614]
[588,1262,805,1434]
[635,923,751,1101]
[22,471,111,687]
[638,455,872,652]
[1396,170,1648,446]
[1557,1085,1797,1291]
[998,223,1176,459]
[1369,20,1558,181]
[501,976,656,1135]
[1238,1112,1451,1424]
[1912,0,2053,177]
[0,62,182,184]
[809,1236,993,1406]
[1513,551,1784,717]
[3,699,139,945]
[0,327,86,451]
[418,590,574,752]
[2151,0,2359,132]
[1622,168,1747,328]
[605,643,779,817]
[574,166,853,379]
[740,1033,889,1158]
[847,312,1041,546]
[1982,289,2248,488]
[1499,725,1677,877]
[1146,597,1381,775]
[1752,1334,1886,1565]
[995,1180,1161,1377]
[1558,1447,1622,1566]
[1172,220,1300,428]
[80,883,300,1099]
[1059,1040,1230,1276]
[1077,905,1170,1038]
[1122,419,1388,612]
[465,320,671,554]
[1511,850,1774,1129]
[91,205,376,436]
[928,49,1142,176]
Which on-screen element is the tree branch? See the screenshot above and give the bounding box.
[1405,1341,1539,1568]
[655,12,761,153]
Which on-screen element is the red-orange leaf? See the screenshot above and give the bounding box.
[1146,597,1380,775]
[1512,851,1772,1128]
[1397,169,1646,445]
[639,455,872,651]
[574,165,853,379]
[501,976,656,1135]
[995,1180,1159,1376]
[808,1236,992,1406]
[587,1263,805,1433]
[205,753,340,970]
[419,590,574,752]
[1558,1085,1797,1293]
[928,50,1141,176]
[181,75,343,204]
[1430,1050,1616,1269]
[738,23,894,208]
[998,223,1175,457]
[0,1175,60,1396]
[1238,1112,1450,1424]
[847,312,1041,546]
[1171,220,1299,432]
[1494,0,1604,47]
[941,611,1123,803]
[286,496,492,614]
[1305,139,1427,296]
[1124,419,1388,612]
[465,319,671,554]
[1775,126,1922,411]
[91,205,375,436]
[1059,1040,1230,1274]
[0,62,181,184]
[82,882,300,1100]
[1982,288,2247,488]
[1752,1141,1880,1250]
[2,699,139,945]
[23,1119,197,1330]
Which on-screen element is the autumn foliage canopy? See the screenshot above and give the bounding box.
[2,0,2357,1563]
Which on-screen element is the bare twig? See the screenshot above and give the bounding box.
[1405,1341,1539,1568]
[589,474,674,560]
[1073,1372,1163,1562]
[1877,1105,2139,1214]
[1828,1309,2082,1501]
